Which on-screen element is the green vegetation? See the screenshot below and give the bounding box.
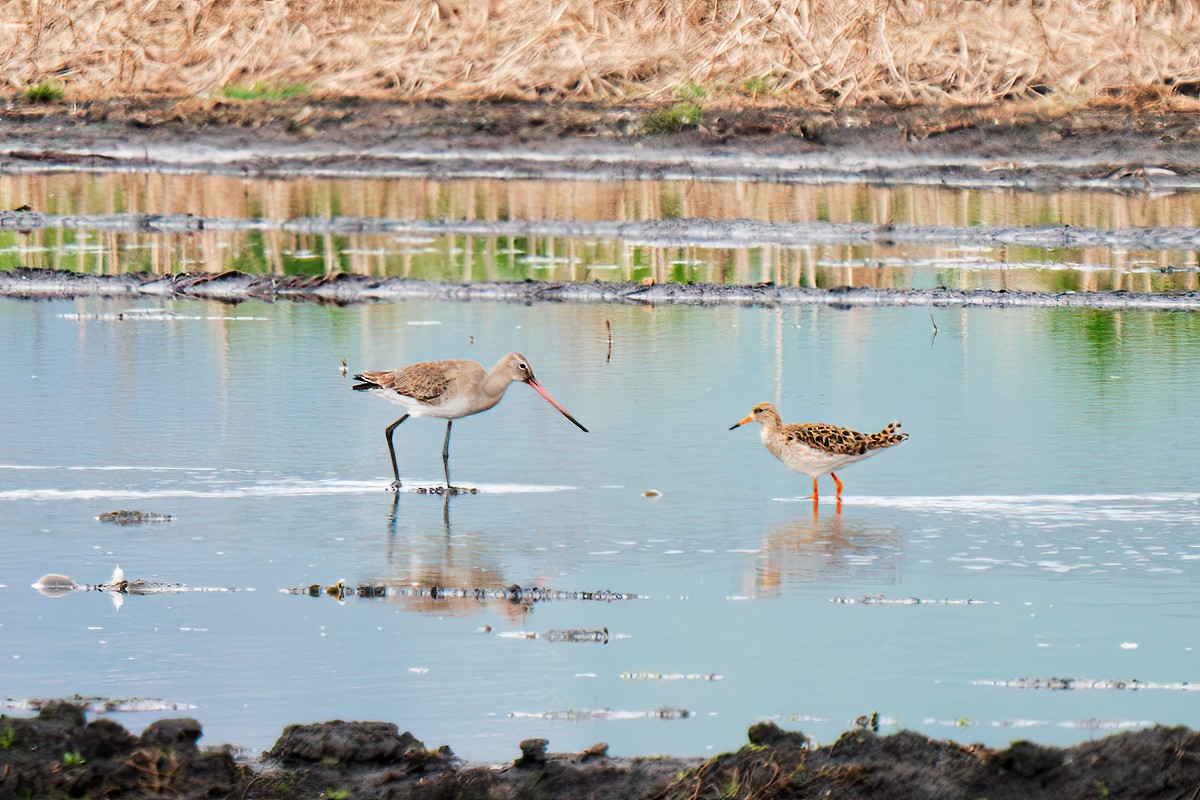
[644,80,710,134]
[645,103,703,133]
[0,724,16,748]
[23,80,64,102]
[741,73,775,98]
[269,772,296,799]
[674,80,706,101]
[320,789,350,800]
[221,82,309,101]
[61,749,86,768]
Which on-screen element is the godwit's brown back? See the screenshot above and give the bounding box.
[353,359,494,418]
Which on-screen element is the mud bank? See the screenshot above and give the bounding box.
[1,267,1196,311]
[3,702,1200,800]
[3,100,1200,191]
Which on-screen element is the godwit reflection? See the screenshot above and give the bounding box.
[379,493,532,621]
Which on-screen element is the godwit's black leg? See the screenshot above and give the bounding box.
[385,414,410,489]
[442,420,453,490]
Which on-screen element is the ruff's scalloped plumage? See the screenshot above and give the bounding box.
[730,402,907,501]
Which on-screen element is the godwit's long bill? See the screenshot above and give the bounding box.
[730,402,907,504]
[353,353,587,492]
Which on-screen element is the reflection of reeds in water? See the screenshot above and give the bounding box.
[750,514,901,598]
[1,173,1198,292]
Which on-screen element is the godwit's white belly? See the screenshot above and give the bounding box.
[367,388,476,419]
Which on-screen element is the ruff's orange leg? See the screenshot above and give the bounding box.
[831,472,844,500]
[809,476,820,500]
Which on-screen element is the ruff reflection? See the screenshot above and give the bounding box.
[750,513,901,597]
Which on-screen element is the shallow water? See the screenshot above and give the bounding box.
[2,171,1199,293]
[2,292,1200,761]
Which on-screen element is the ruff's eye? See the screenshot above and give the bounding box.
[519,362,529,372]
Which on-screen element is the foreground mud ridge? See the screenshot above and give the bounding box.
[4,702,1200,800]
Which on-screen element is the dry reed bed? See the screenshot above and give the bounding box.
[3,0,1200,107]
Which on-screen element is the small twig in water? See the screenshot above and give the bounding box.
[930,314,938,335]
[605,319,613,363]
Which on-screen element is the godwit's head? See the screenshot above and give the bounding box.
[498,352,537,385]
[729,402,782,431]
[500,352,589,433]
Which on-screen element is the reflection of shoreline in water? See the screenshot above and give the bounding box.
[750,514,901,597]
[3,171,1200,294]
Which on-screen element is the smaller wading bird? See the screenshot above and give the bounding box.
[353,353,587,492]
[730,402,907,504]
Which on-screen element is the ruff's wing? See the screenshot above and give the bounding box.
[783,422,871,456]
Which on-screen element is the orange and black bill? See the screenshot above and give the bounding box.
[527,379,589,433]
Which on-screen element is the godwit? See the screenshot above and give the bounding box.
[730,402,907,502]
[353,353,587,492]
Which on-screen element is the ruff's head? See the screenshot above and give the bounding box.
[729,402,781,430]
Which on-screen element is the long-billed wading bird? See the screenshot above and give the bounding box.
[729,402,907,502]
[353,353,588,492]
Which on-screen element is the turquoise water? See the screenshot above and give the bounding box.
[2,296,1199,761]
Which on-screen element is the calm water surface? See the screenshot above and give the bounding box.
[2,293,1199,760]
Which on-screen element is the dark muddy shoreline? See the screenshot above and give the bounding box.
[3,702,1200,800]
[2,268,1197,311]
[3,98,1200,192]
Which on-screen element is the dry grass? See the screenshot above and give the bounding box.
[3,0,1200,107]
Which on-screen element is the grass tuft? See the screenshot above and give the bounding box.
[674,81,706,101]
[741,74,775,99]
[23,80,64,103]
[645,103,703,133]
[221,82,309,101]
